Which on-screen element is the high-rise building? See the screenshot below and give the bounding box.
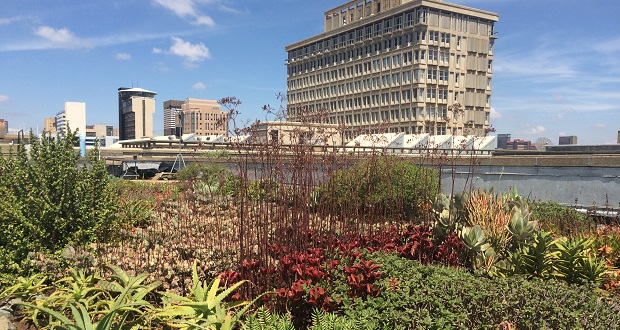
[43,117,57,135]
[285,0,499,141]
[507,139,532,150]
[496,133,510,149]
[0,119,7,138]
[55,102,86,137]
[85,124,117,147]
[179,98,227,136]
[558,136,577,145]
[118,87,157,140]
[163,100,183,136]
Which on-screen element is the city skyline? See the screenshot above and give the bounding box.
[1,0,619,144]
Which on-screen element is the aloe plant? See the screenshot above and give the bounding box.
[17,266,159,330]
[19,299,152,330]
[555,237,609,285]
[0,273,49,301]
[576,255,608,286]
[155,262,261,330]
[49,269,103,309]
[521,232,560,278]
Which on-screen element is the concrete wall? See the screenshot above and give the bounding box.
[442,165,620,207]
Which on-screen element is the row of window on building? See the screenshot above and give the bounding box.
[293,6,493,59]
[287,29,485,75]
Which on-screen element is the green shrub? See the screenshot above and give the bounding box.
[321,156,438,217]
[221,176,281,202]
[336,252,620,329]
[531,201,594,237]
[0,131,117,288]
[176,162,230,183]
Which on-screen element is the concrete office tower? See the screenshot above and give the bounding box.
[85,124,116,147]
[285,0,499,141]
[43,117,57,135]
[0,119,7,138]
[55,102,86,137]
[496,133,510,149]
[163,100,183,136]
[180,98,228,136]
[118,87,157,140]
[558,136,577,145]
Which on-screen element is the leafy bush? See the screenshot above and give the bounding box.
[0,131,117,287]
[222,176,281,202]
[336,252,620,329]
[532,201,594,236]
[321,157,438,217]
[176,163,230,184]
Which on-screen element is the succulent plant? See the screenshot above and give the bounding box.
[461,225,490,253]
[507,204,538,245]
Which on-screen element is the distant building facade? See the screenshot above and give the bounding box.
[251,121,342,146]
[285,0,499,141]
[0,119,7,138]
[43,117,57,135]
[179,98,227,136]
[118,87,157,140]
[506,139,532,150]
[85,124,118,147]
[163,100,183,136]
[559,136,577,145]
[496,133,510,149]
[56,102,86,137]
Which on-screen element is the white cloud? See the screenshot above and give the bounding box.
[194,15,215,26]
[0,95,8,102]
[153,0,215,26]
[154,37,211,63]
[1,29,178,52]
[490,107,502,119]
[116,52,131,60]
[593,36,620,53]
[523,125,546,135]
[170,37,210,61]
[193,82,206,90]
[0,16,26,25]
[593,123,607,128]
[35,26,81,46]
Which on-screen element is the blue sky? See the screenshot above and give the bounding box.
[0,0,619,145]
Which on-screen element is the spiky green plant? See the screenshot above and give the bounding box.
[18,266,159,329]
[155,262,262,330]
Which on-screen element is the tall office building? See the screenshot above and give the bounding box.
[55,102,86,137]
[85,124,117,147]
[285,0,498,141]
[43,117,57,135]
[558,136,577,145]
[179,98,227,136]
[163,100,183,136]
[496,133,510,149]
[118,87,157,140]
[0,119,7,138]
